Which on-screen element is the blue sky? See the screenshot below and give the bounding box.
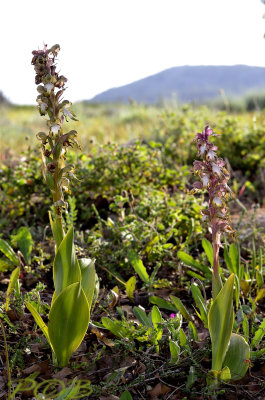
[1,0,265,104]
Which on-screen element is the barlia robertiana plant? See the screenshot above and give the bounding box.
[193,126,250,384]
[193,125,233,299]
[25,44,96,367]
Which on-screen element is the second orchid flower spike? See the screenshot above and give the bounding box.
[193,126,233,299]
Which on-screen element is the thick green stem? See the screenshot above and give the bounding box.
[212,239,222,300]
[52,163,65,242]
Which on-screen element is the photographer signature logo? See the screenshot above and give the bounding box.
[10,376,92,399]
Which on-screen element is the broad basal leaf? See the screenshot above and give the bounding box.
[223,333,250,380]
[48,282,89,367]
[53,226,81,295]
[49,211,64,248]
[208,274,234,371]
[79,258,96,310]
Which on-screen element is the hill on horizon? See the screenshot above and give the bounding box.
[89,65,265,104]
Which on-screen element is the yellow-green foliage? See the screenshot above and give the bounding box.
[0,103,158,154]
[1,102,263,157]
[1,103,265,190]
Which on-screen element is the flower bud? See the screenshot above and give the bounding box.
[213,197,222,206]
[44,83,54,93]
[193,181,202,189]
[36,132,48,141]
[61,177,70,190]
[54,199,65,208]
[42,74,53,84]
[202,175,209,187]
[212,163,221,175]
[37,85,46,94]
[46,162,56,173]
[49,44,60,56]
[50,124,60,134]
[58,165,74,180]
[56,75,67,88]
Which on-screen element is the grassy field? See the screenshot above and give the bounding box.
[0,102,264,399]
[0,103,159,154]
[1,102,264,153]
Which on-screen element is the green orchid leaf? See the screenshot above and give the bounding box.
[234,274,240,310]
[224,245,234,274]
[5,267,20,311]
[48,282,89,367]
[79,258,96,310]
[25,301,50,347]
[0,239,20,266]
[190,283,208,328]
[128,250,149,284]
[53,226,81,295]
[223,333,250,380]
[202,238,213,266]
[91,273,100,313]
[126,276,136,302]
[208,274,235,371]
[229,243,240,277]
[49,211,64,248]
[170,295,192,322]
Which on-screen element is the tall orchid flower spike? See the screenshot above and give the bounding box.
[32,44,79,244]
[193,126,233,299]
[26,44,96,368]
